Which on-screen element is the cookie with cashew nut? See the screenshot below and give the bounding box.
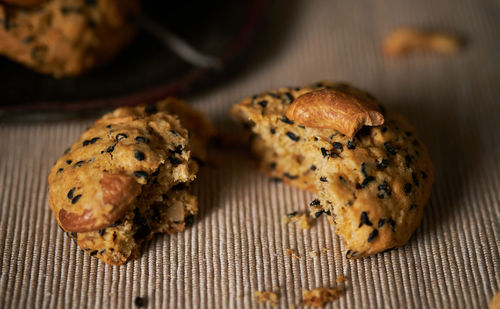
[231,81,434,258]
[48,98,214,265]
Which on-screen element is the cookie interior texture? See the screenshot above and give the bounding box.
[48,98,214,265]
[231,82,434,258]
[0,0,140,77]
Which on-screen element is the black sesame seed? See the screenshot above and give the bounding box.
[345,250,351,259]
[286,211,298,218]
[410,204,417,210]
[380,126,387,133]
[320,177,328,182]
[99,229,105,236]
[106,145,115,153]
[57,168,64,173]
[286,132,300,142]
[332,142,343,151]
[145,105,157,115]
[298,125,306,129]
[377,158,389,169]
[378,218,386,228]
[74,161,85,167]
[404,183,412,194]
[169,130,178,136]
[346,140,356,150]
[71,194,82,204]
[258,100,268,107]
[271,177,282,183]
[269,162,277,170]
[22,36,34,44]
[106,125,112,129]
[310,165,317,171]
[116,133,128,141]
[67,187,75,199]
[320,148,328,158]
[285,92,294,102]
[405,155,412,168]
[367,229,379,242]
[280,116,294,125]
[361,163,368,178]
[172,145,183,154]
[99,249,106,254]
[314,137,319,141]
[90,250,98,256]
[310,199,320,206]
[109,220,122,227]
[339,176,347,183]
[135,136,150,143]
[405,131,412,136]
[82,140,90,146]
[421,171,428,179]
[412,172,419,186]
[384,142,397,155]
[359,212,373,227]
[269,93,280,99]
[315,210,325,218]
[134,171,148,180]
[66,160,72,165]
[388,219,396,231]
[360,176,375,188]
[168,156,182,165]
[270,128,276,134]
[134,150,145,161]
[377,181,391,197]
[283,172,298,180]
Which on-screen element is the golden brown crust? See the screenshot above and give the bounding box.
[285,88,384,137]
[302,287,342,307]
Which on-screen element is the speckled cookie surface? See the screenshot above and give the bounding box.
[0,0,140,77]
[231,82,434,258]
[48,98,213,265]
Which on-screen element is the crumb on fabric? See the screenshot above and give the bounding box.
[336,275,347,283]
[383,27,461,56]
[322,247,328,252]
[285,248,300,259]
[283,212,311,230]
[302,287,343,307]
[309,251,318,258]
[254,291,279,306]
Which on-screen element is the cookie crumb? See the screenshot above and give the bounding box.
[309,251,318,258]
[285,248,300,259]
[283,212,311,230]
[336,275,347,283]
[321,247,328,252]
[254,291,279,306]
[383,27,461,56]
[302,287,342,307]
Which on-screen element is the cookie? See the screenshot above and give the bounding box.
[0,0,140,77]
[0,0,47,7]
[48,98,214,265]
[231,81,434,258]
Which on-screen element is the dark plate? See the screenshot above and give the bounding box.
[0,0,264,116]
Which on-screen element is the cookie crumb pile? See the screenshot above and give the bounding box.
[48,98,214,265]
[302,287,343,307]
[232,81,434,258]
[254,291,279,307]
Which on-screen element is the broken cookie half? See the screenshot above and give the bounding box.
[48,98,215,265]
[231,81,434,258]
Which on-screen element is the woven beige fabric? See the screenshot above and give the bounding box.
[1,0,499,308]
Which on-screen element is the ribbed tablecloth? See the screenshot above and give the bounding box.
[1,0,499,308]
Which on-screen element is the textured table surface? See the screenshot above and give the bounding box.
[1,0,499,308]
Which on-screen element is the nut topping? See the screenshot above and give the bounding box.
[285,88,384,137]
